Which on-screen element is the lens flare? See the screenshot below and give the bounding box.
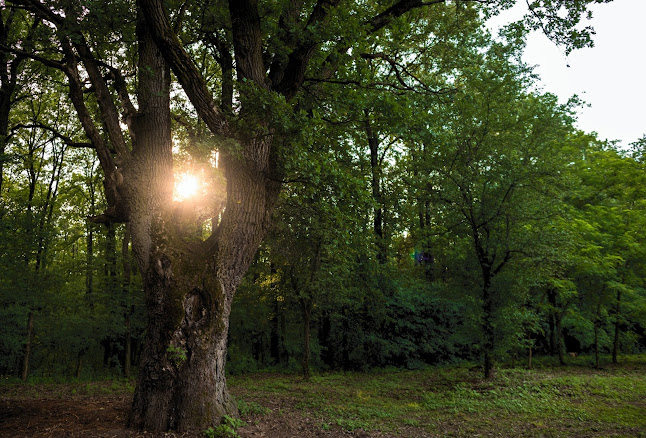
[174,172,199,201]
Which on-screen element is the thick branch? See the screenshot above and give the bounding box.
[367,0,445,33]
[73,36,129,157]
[98,60,137,134]
[138,0,230,137]
[228,0,267,86]
[271,0,341,100]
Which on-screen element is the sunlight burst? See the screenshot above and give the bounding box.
[174,172,200,201]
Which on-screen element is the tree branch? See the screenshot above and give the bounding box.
[367,0,445,33]
[271,0,341,100]
[10,123,94,148]
[228,0,267,86]
[138,0,230,138]
[72,35,129,157]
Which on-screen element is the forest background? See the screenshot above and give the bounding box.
[1,0,645,433]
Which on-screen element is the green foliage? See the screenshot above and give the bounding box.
[236,398,271,417]
[230,357,646,436]
[203,415,246,438]
[166,345,187,368]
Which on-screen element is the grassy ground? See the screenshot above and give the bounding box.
[230,354,646,437]
[1,354,645,437]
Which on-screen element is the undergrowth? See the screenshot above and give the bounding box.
[230,354,646,437]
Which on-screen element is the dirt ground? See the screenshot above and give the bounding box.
[0,391,388,438]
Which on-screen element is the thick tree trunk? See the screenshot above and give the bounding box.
[127,14,237,431]
[122,226,132,378]
[128,14,279,431]
[129,247,237,431]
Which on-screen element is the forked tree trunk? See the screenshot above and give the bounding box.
[127,14,279,431]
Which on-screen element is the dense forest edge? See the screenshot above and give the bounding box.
[1,0,646,435]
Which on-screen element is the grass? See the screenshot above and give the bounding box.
[2,355,645,437]
[229,354,646,437]
[0,376,135,399]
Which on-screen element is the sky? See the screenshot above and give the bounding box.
[487,0,646,150]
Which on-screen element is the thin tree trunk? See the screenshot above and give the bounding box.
[527,338,533,370]
[482,280,495,379]
[269,263,281,365]
[364,111,386,263]
[21,311,34,381]
[86,220,94,306]
[594,322,600,369]
[547,288,557,356]
[270,292,281,365]
[75,349,84,379]
[319,311,333,368]
[556,311,565,365]
[301,298,312,381]
[612,290,621,364]
[594,299,602,369]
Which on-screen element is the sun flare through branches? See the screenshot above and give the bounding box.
[174,172,201,201]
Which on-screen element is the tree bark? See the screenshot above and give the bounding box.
[128,10,280,430]
[122,225,133,378]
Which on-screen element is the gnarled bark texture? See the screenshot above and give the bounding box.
[126,6,281,430]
